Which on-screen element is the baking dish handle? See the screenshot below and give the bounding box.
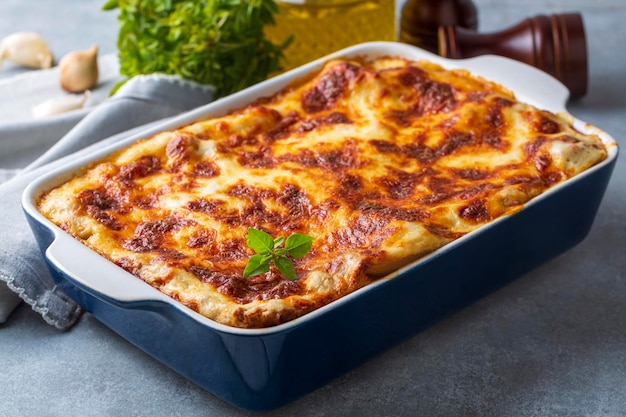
[339,42,571,114]
[45,233,167,305]
[454,54,571,113]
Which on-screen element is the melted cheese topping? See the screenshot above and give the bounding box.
[37,57,607,328]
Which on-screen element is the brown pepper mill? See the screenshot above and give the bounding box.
[438,13,589,98]
[400,0,479,54]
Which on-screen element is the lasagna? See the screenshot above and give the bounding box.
[37,56,607,328]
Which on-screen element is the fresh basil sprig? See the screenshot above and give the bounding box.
[243,228,313,280]
[102,0,290,97]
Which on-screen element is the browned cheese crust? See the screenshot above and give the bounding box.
[37,57,607,328]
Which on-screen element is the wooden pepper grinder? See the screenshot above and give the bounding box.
[438,13,588,98]
[400,0,478,53]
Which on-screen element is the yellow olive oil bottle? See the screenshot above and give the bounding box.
[265,0,397,71]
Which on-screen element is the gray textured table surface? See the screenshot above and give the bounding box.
[2,1,625,416]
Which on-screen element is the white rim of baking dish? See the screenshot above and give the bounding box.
[22,41,618,336]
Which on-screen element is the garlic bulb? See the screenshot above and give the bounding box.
[32,91,90,119]
[58,44,99,93]
[0,32,53,70]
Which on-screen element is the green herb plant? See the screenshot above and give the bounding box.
[243,228,313,280]
[102,0,291,97]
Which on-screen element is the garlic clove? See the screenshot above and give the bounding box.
[58,44,99,93]
[0,32,53,70]
[32,91,90,119]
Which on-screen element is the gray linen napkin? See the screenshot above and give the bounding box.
[0,74,215,329]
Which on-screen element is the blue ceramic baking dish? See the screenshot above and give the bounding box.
[22,42,618,411]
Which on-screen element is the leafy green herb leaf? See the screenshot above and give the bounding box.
[243,228,313,280]
[284,233,313,258]
[101,0,119,11]
[274,255,296,280]
[273,236,285,248]
[246,227,274,254]
[242,254,271,278]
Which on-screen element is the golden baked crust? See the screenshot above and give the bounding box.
[37,57,607,328]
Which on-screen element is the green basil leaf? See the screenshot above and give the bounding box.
[101,0,119,11]
[246,228,274,254]
[284,233,313,258]
[273,236,285,248]
[243,254,271,278]
[274,255,296,280]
